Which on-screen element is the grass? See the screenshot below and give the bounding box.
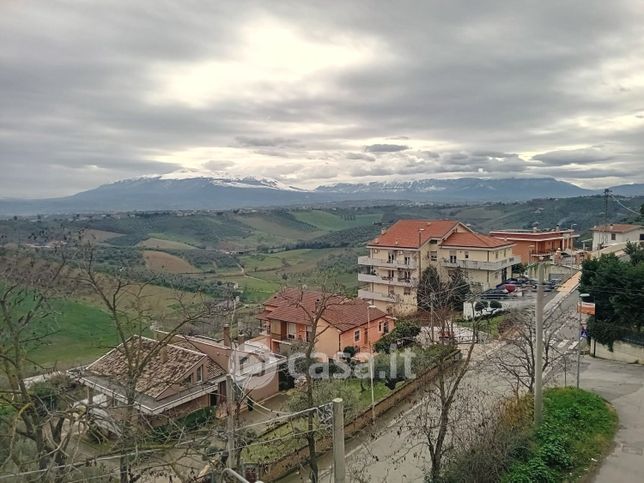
[502,387,618,482]
[20,298,119,369]
[234,213,322,242]
[291,210,381,232]
[224,248,359,302]
[459,313,506,337]
[80,229,124,244]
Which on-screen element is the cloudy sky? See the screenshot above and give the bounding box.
[1,0,644,198]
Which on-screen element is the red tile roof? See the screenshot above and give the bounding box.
[442,231,513,249]
[87,336,209,399]
[591,224,642,234]
[489,230,576,241]
[262,288,388,333]
[368,220,461,248]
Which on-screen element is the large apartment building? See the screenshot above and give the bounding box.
[358,220,517,315]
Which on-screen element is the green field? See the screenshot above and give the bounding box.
[2,294,119,370]
[291,210,382,231]
[217,248,359,302]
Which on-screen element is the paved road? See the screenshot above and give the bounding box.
[280,276,583,482]
[583,358,644,483]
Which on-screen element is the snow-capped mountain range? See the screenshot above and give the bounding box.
[1,170,643,216]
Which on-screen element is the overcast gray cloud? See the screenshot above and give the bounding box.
[1,0,643,197]
[364,144,410,153]
[532,147,614,165]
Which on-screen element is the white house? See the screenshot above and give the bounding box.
[591,224,644,251]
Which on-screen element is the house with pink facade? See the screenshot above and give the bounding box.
[258,288,396,360]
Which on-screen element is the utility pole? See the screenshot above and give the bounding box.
[224,324,235,469]
[534,261,545,425]
[603,189,611,248]
[577,293,590,389]
[366,304,376,424]
[332,398,346,483]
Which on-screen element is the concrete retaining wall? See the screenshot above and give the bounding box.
[593,339,644,365]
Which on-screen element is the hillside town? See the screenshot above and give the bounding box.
[3,1,644,482]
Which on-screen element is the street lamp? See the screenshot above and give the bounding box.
[366,303,377,424]
[577,292,590,388]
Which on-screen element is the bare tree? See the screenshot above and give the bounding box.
[77,248,217,483]
[273,284,347,483]
[490,307,572,397]
[397,269,482,481]
[0,247,84,481]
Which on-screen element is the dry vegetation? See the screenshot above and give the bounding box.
[142,250,200,274]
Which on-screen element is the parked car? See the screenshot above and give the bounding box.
[481,288,509,299]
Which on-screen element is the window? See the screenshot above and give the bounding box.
[196,365,203,383]
[287,323,297,340]
[382,321,389,334]
[430,251,437,261]
[305,327,312,342]
[495,251,499,259]
[354,329,360,342]
[388,286,395,296]
[611,233,616,241]
[464,251,469,259]
[387,251,395,263]
[183,375,192,385]
[387,270,395,280]
[404,286,411,295]
[403,255,411,265]
[449,255,457,263]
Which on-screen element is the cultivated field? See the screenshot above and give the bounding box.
[137,237,197,250]
[142,250,200,273]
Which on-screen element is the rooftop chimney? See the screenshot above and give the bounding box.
[223,324,231,348]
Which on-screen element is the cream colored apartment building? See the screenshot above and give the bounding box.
[357,220,517,315]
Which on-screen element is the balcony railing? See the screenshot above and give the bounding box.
[357,256,417,269]
[358,273,417,287]
[440,256,519,271]
[357,289,397,303]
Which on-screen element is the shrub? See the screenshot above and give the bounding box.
[373,320,421,353]
[489,300,502,309]
[444,388,617,483]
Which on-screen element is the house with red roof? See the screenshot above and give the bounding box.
[72,331,284,430]
[489,227,578,263]
[358,220,517,315]
[258,288,395,359]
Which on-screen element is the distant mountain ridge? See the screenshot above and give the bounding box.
[0,173,642,216]
[315,177,593,200]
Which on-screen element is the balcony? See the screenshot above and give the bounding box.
[358,256,417,269]
[358,273,417,287]
[357,289,397,303]
[440,256,519,271]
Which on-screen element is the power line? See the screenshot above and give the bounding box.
[610,194,642,216]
